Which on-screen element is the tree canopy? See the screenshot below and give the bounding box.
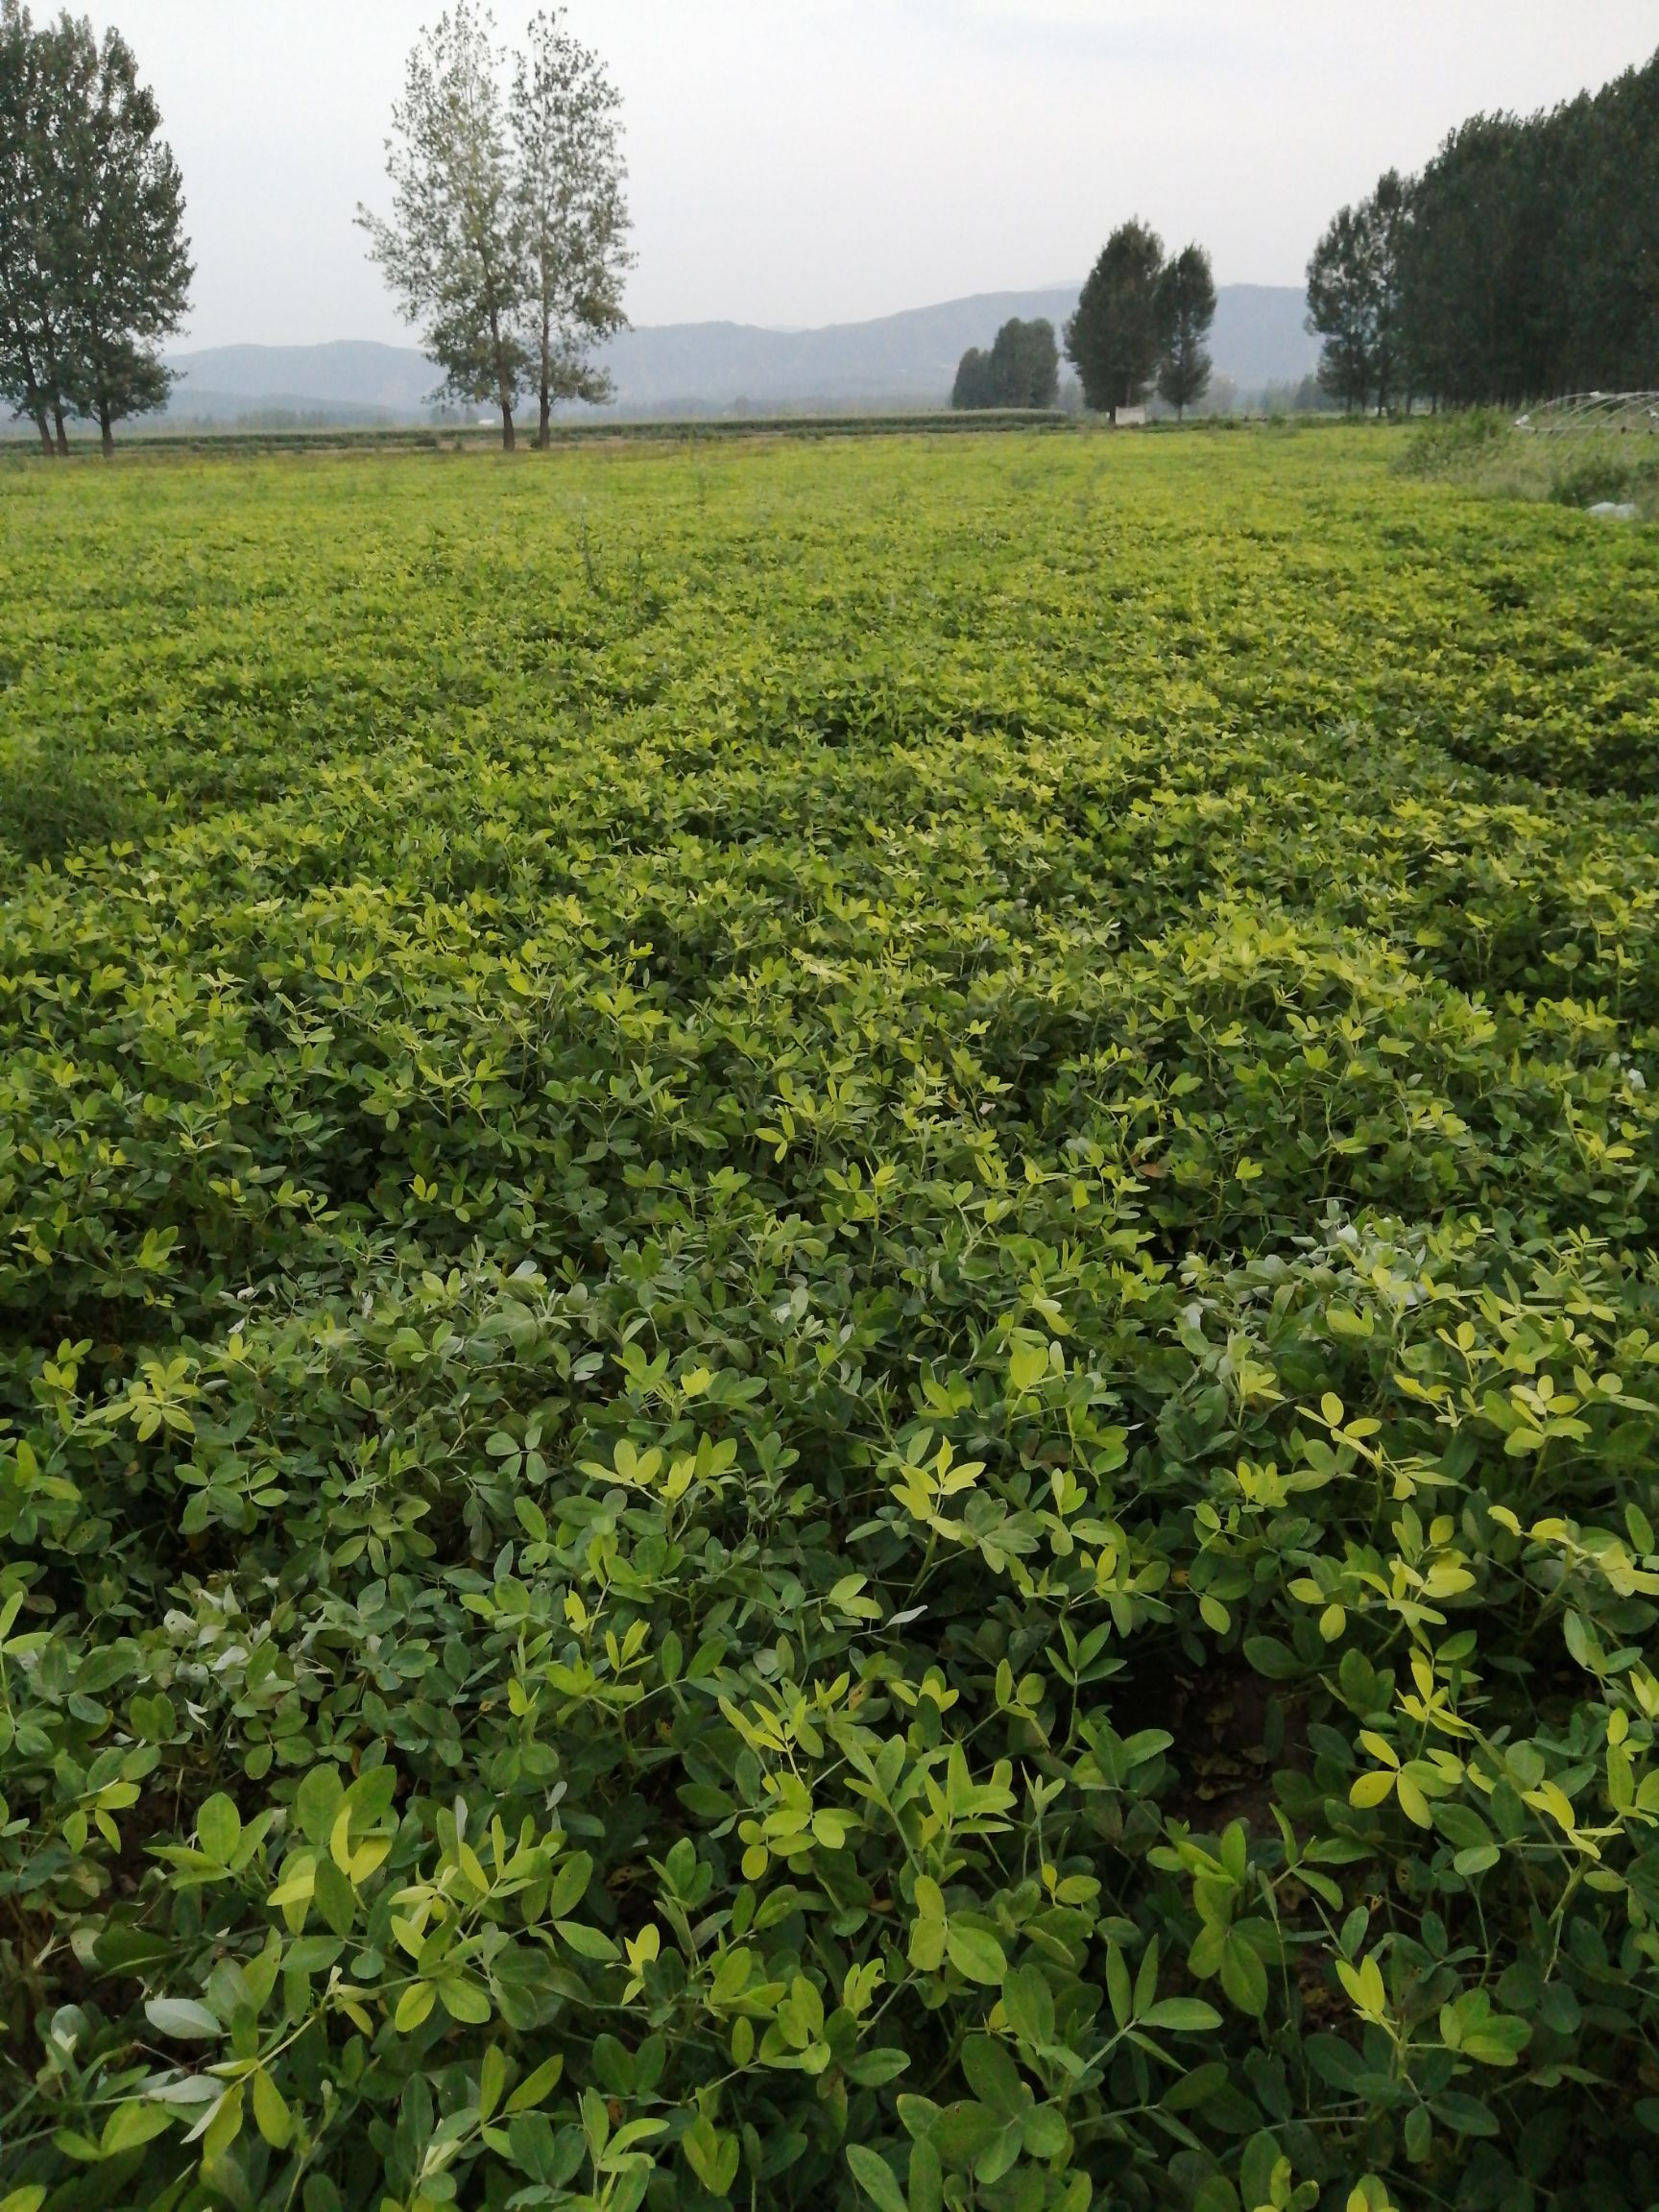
[1065,220,1166,418]
[0,2,189,453]
[361,3,633,451]
[950,317,1059,411]
[1155,244,1216,420]
[1396,67,1659,406]
[359,5,527,448]
[1306,175,1408,416]
[1064,225,1216,421]
[511,10,632,446]
[1312,46,1659,410]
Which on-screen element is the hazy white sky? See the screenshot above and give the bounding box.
[106,1,1659,350]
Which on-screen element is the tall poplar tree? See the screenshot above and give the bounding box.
[1362,170,1411,415]
[1307,204,1381,414]
[1065,221,1166,419]
[362,7,634,452]
[0,3,189,454]
[510,9,631,448]
[50,12,191,453]
[359,3,529,449]
[0,0,72,451]
[1155,243,1215,419]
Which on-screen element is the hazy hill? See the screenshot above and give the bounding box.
[162,285,1317,421]
[162,340,438,417]
[588,285,1315,410]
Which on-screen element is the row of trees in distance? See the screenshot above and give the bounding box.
[361,4,632,451]
[950,317,1059,411]
[0,1,190,453]
[951,225,1217,421]
[1308,45,1658,411]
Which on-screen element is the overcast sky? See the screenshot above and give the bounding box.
[106,0,1659,352]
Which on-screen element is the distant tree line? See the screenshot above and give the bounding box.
[0,2,191,453]
[951,227,1216,421]
[951,317,1058,411]
[1309,46,1659,411]
[360,4,633,451]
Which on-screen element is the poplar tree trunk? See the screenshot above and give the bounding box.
[485,302,515,450]
[539,379,551,448]
[33,407,52,454]
[100,401,114,457]
[53,404,68,455]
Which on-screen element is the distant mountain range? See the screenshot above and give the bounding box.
[162,284,1317,422]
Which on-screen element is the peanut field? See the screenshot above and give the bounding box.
[2,427,1658,2212]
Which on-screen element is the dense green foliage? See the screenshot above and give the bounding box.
[2,430,1659,2212]
[1064,224,1166,419]
[1402,49,1659,405]
[1315,45,1659,410]
[358,3,631,453]
[1152,249,1215,421]
[1066,227,1215,422]
[951,322,1060,414]
[1305,177,1408,418]
[0,1,191,454]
